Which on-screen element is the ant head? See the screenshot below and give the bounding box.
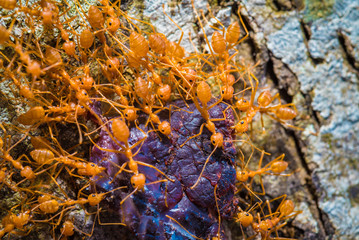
[81,76,94,90]
[131,173,146,190]
[41,8,56,25]
[107,17,121,34]
[221,85,234,101]
[236,169,249,182]
[86,163,105,176]
[259,219,273,233]
[234,119,248,134]
[124,108,137,122]
[235,97,250,111]
[184,68,197,84]
[158,121,171,136]
[10,211,31,229]
[76,89,89,104]
[211,132,223,148]
[88,193,105,206]
[106,57,120,74]
[237,211,253,227]
[61,220,75,237]
[63,41,76,56]
[157,84,171,101]
[26,61,42,78]
[220,73,235,85]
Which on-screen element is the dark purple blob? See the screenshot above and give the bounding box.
[90,100,236,239]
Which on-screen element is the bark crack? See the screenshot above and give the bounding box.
[337,30,359,74]
[299,20,325,65]
[266,49,336,237]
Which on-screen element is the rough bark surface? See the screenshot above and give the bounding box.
[1,0,358,239]
[138,0,359,239]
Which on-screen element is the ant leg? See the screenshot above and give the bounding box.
[17,154,32,164]
[166,104,193,114]
[239,223,246,240]
[127,15,156,33]
[87,135,123,155]
[262,154,285,170]
[179,123,205,148]
[249,175,265,196]
[162,4,183,44]
[209,105,232,122]
[226,49,239,63]
[145,179,168,186]
[129,123,148,155]
[95,89,124,117]
[165,215,204,240]
[109,162,128,184]
[239,182,263,208]
[190,0,217,64]
[164,181,168,208]
[270,92,282,105]
[270,194,288,214]
[230,6,249,47]
[256,150,266,174]
[73,105,83,144]
[266,114,303,131]
[136,162,174,182]
[187,32,216,68]
[190,145,218,189]
[268,102,298,115]
[96,207,127,226]
[260,113,266,133]
[214,184,221,239]
[204,6,225,35]
[120,187,138,205]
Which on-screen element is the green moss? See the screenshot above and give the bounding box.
[303,0,335,22]
[320,133,334,148]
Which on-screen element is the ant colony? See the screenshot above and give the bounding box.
[0,0,302,239]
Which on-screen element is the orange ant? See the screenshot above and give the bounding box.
[0,210,33,239]
[87,118,175,204]
[0,0,16,10]
[28,135,105,181]
[234,63,301,133]
[250,195,301,240]
[0,123,35,178]
[180,80,228,148]
[235,199,264,240]
[189,0,252,105]
[236,147,296,197]
[16,103,87,144]
[190,1,248,74]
